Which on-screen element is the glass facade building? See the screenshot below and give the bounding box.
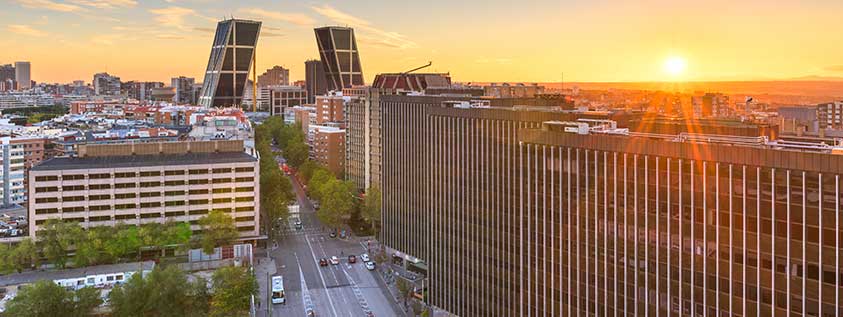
[314,27,364,92]
[199,19,261,108]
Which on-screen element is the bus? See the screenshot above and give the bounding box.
[271,276,285,304]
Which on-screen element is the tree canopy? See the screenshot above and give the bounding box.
[197,211,239,254]
[109,265,210,317]
[4,279,102,317]
[210,266,258,317]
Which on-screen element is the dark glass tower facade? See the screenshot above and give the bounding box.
[314,26,364,91]
[199,19,261,108]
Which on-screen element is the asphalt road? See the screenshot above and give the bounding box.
[263,154,399,317]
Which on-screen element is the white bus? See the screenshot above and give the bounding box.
[271,276,285,304]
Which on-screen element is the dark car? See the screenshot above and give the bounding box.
[348,255,357,263]
[319,258,328,267]
[329,231,337,238]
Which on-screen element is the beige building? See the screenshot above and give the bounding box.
[28,140,260,240]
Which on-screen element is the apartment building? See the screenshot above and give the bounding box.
[311,126,345,178]
[0,137,25,206]
[315,93,346,124]
[28,140,260,240]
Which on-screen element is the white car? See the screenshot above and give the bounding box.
[360,253,370,262]
[365,261,376,271]
[330,256,339,265]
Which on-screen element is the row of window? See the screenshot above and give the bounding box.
[35,214,256,225]
[35,205,256,216]
[34,187,255,203]
[36,179,254,193]
[34,167,255,182]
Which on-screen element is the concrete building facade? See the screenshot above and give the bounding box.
[28,140,260,240]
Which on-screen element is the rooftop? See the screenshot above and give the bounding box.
[0,261,155,287]
[32,151,256,171]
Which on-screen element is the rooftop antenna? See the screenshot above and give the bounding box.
[401,61,432,75]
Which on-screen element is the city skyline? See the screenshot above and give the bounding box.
[2,0,843,84]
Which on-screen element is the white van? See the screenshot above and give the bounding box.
[271,276,285,304]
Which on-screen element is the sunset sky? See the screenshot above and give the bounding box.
[2,0,843,85]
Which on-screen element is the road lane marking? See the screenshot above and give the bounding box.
[304,234,339,317]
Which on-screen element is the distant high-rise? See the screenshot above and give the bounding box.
[198,19,261,108]
[14,61,30,90]
[314,27,364,92]
[257,66,289,87]
[171,76,196,104]
[93,72,121,96]
[305,59,327,103]
[0,65,14,83]
[122,81,164,101]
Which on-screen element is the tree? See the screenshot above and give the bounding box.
[104,224,140,261]
[5,280,102,317]
[317,179,356,229]
[396,278,411,307]
[109,266,210,317]
[8,238,39,272]
[197,211,239,254]
[363,186,383,234]
[210,266,258,317]
[284,140,309,168]
[38,219,83,268]
[307,168,334,201]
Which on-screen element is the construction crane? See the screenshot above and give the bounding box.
[401,61,432,75]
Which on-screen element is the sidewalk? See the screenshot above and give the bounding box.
[253,254,277,317]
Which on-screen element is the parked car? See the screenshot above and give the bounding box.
[360,253,370,262]
[319,258,328,267]
[348,255,357,263]
[329,231,337,238]
[330,256,339,265]
[365,261,376,271]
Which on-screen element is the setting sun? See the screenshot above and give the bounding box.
[663,56,687,76]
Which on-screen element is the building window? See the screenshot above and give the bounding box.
[212,168,231,174]
[234,167,254,173]
[235,187,254,193]
[35,186,58,193]
[89,184,111,190]
[115,214,136,220]
[140,202,161,208]
[165,211,185,217]
[212,188,232,194]
[164,180,186,186]
[115,204,136,210]
[115,193,136,199]
[234,177,254,183]
[35,197,59,203]
[140,213,160,219]
[139,171,161,177]
[234,206,254,212]
[35,175,58,181]
[140,181,161,188]
[235,196,254,202]
[115,183,136,189]
[188,189,209,195]
[89,205,110,211]
[164,190,185,196]
[188,209,208,215]
[62,196,85,202]
[62,185,85,191]
[188,169,208,175]
[89,216,111,222]
[89,173,111,179]
[188,179,209,185]
[165,200,186,207]
[89,194,111,201]
[114,172,136,178]
[35,208,59,215]
[164,170,185,176]
[62,174,84,180]
[212,198,231,204]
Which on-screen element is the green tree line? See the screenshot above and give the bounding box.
[0,211,240,274]
[5,265,257,317]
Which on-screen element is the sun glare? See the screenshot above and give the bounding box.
[663,56,687,76]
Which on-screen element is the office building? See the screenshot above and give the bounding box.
[818,101,843,130]
[268,86,307,117]
[379,95,843,316]
[311,126,345,177]
[0,137,26,206]
[305,59,328,103]
[93,72,121,96]
[372,73,451,92]
[0,65,14,88]
[122,81,164,101]
[314,27,364,91]
[198,19,261,108]
[257,66,289,87]
[14,62,30,90]
[315,93,345,124]
[483,83,544,98]
[28,140,260,240]
[172,76,197,104]
[343,87,383,191]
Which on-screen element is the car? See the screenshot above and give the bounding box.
[294,220,302,230]
[360,253,370,262]
[330,256,339,265]
[319,258,328,267]
[365,261,376,271]
[348,255,357,263]
[329,231,337,238]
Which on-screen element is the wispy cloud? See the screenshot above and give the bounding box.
[239,8,315,27]
[14,0,82,12]
[149,6,197,31]
[7,24,49,37]
[262,31,285,38]
[310,5,417,49]
[824,65,843,72]
[67,0,136,9]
